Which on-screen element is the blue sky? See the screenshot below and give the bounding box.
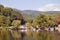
[0,0,60,11]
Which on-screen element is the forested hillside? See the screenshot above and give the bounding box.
[22,10,60,18]
[0,4,23,27]
[0,4,60,27]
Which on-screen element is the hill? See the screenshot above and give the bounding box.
[21,10,60,18]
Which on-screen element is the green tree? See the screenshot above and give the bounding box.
[25,17,33,23]
[5,16,11,27]
[0,4,4,12]
[11,20,21,27]
[33,13,55,27]
[0,15,6,27]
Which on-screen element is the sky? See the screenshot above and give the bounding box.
[0,0,60,11]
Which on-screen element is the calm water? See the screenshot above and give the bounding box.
[0,29,60,40]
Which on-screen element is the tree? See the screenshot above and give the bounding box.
[0,4,23,27]
[32,19,38,27]
[0,4,4,12]
[5,16,11,27]
[0,15,11,27]
[11,20,21,27]
[52,13,60,24]
[0,15,6,27]
[3,7,12,16]
[25,22,32,28]
[25,17,33,23]
[33,13,55,27]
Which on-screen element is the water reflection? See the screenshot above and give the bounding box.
[0,28,53,40]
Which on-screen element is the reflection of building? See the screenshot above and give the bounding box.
[19,25,27,32]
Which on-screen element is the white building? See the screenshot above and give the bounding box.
[49,27,54,31]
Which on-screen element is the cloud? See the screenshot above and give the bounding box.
[37,4,60,11]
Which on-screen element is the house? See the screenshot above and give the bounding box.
[49,27,54,31]
[55,27,60,32]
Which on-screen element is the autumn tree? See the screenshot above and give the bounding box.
[52,13,60,25]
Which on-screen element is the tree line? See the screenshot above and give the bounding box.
[0,4,60,28]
